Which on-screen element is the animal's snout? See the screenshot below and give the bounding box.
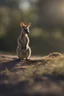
[23,28,30,34]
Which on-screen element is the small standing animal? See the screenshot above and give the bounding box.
[17,22,31,60]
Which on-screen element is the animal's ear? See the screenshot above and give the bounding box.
[28,23,31,27]
[20,22,25,27]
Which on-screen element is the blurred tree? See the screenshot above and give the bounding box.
[0,0,20,8]
[37,0,64,30]
[0,0,64,55]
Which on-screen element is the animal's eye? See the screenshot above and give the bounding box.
[24,28,27,31]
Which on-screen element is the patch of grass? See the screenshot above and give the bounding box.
[0,68,11,76]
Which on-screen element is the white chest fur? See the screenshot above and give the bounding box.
[17,33,29,50]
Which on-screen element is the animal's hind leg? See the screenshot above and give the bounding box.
[26,47,31,60]
[17,48,24,60]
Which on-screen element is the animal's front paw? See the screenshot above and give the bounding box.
[25,58,30,61]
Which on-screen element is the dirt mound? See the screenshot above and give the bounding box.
[48,52,62,57]
[0,53,64,96]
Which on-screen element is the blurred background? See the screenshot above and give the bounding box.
[0,0,64,56]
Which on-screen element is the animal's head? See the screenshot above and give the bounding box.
[20,22,31,34]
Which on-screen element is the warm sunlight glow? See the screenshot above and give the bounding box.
[60,4,64,15]
[19,1,30,11]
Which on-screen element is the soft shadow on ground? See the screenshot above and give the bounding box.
[0,59,21,71]
[0,58,45,72]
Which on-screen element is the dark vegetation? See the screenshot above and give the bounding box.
[0,0,64,55]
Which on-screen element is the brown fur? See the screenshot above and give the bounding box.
[17,22,31,60]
